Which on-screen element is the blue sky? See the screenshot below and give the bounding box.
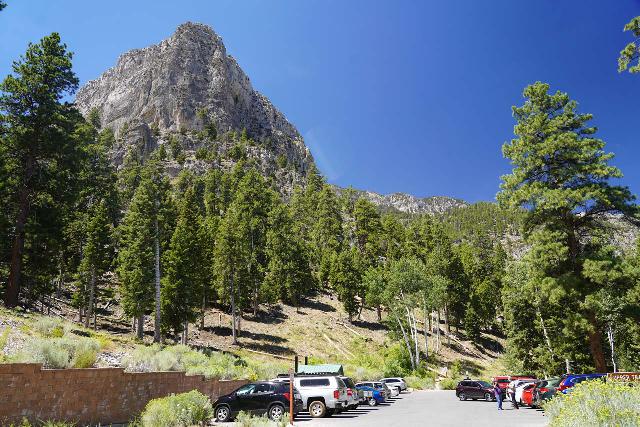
[1,1,639,202]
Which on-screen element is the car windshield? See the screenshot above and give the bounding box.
[235,384,256,395]
[546,378,562,387]
[342,378,356,388]
[497,379,510,383]
[477,381,491,387]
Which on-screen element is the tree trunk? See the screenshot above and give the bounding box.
[395,312,415,370]
[376,305,382,322]
[5,184,31,308]
[154,224,161,343]
[85,266,96,328]
[200,289,206,331]
[423,306,429,360]
[607,324,617,373]
[136,315,144,340]
[587,313,607,372]
[181,321,188,345]
[230,273,238,345]
[436,309,442,353]
[56,260,64,299]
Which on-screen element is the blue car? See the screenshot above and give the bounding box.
[355,384,385,406]
[557,374,605,394]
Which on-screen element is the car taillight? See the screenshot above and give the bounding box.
[334,390,340,399]
[347,388,353,396]
[283,392,290,401]
[539,388,548,393]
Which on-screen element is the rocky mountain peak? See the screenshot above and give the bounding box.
[75,22,313,194]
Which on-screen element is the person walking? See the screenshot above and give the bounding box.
[508,379,520,409]
[493,382,503,410]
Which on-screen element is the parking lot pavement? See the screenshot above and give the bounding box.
[291,390,547,427]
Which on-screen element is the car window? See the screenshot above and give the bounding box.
[300,378,330,387]
[253,383,273,394]
[547,378,562,387]
[342,378,356,388]
[236,384,256,395]
[477,381,491,387]
[336,378,346,388]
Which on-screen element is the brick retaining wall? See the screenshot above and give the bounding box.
[0,363,247,425]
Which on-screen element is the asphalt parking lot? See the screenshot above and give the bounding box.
[291,390,547,427]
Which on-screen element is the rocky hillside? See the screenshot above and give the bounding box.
[339,188,468,214]
[75,22,313,195]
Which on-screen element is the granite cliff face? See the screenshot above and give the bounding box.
[335,187,467,214]
[75,22,313,194]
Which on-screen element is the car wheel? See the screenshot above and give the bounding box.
[308,400,327,418]
[268,404,285,421]
[368,397,378,406]
[484,392,493,401]
[459,392,467,401]
[215,405,231,422]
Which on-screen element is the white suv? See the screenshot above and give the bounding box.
[381,377,407,393]
[272,375,348,418]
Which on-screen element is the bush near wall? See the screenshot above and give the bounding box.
[140,390,212,427]
[543,380,640,427]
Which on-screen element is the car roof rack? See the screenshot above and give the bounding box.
[276,372,339,378]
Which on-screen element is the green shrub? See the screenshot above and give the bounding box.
[14,336,100,369]
[123,344,263,380]
[141,390,212,427]
[32,317,66,338]
[235,411,287,427]
[405,372,437,390]
[10,419,76,427]
[544,380,640,427]
[439,378,459,390]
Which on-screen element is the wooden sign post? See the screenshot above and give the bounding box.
[289,368,294,425]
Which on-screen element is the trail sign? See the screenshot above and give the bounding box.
[607,372,640,383]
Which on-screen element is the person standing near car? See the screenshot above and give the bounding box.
[493,382,502,410]
[507,379,519,409]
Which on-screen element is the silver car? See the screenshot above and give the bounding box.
[381,377,408,393]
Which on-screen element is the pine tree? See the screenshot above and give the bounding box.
[214,203,247,344]
[330,248,362,322]
[618,16,640,73]
[76,200,113,329]
[498,82,638,372]
[1,33,85,307]
[161,187,205,343]
[263,203,313,309]
[116,161,173,340]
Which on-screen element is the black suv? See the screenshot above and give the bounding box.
[455,380,495,401]
[213,381,303,422]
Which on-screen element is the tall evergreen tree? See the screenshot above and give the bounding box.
[0,33,84,307]
[498,82,638,372]
[76,200,113,329]
[264,203,313,309]
[116,160,173,340]
[618,16,640,73]
[161,186,205,343]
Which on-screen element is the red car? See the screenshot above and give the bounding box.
[492,375,536,392]
[520,382,538,406]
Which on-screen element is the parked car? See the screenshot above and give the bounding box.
[492,375,535,394]
[455,380,495,401]
[508,379,536,403]
[381,377,408,392]
[213,381,303,422]
[521,382,539,406]
[355,384,385,406]
[339,376,361,410]
[516,380,535,403]
[273,375,349,418]
[357,381,392,399]
[557,374,606,394]
[532,377,562,407]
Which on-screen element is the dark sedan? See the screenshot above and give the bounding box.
[213,381,303,422]
[456,380,495,401]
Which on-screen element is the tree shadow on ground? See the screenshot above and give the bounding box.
[298,296,336,313]
[241,341,294,356]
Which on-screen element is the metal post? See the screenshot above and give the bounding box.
[294,355,299,373]
[304,356,308,365]
[289,368,294,425]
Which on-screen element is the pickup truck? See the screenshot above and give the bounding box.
[272,375,349,418]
